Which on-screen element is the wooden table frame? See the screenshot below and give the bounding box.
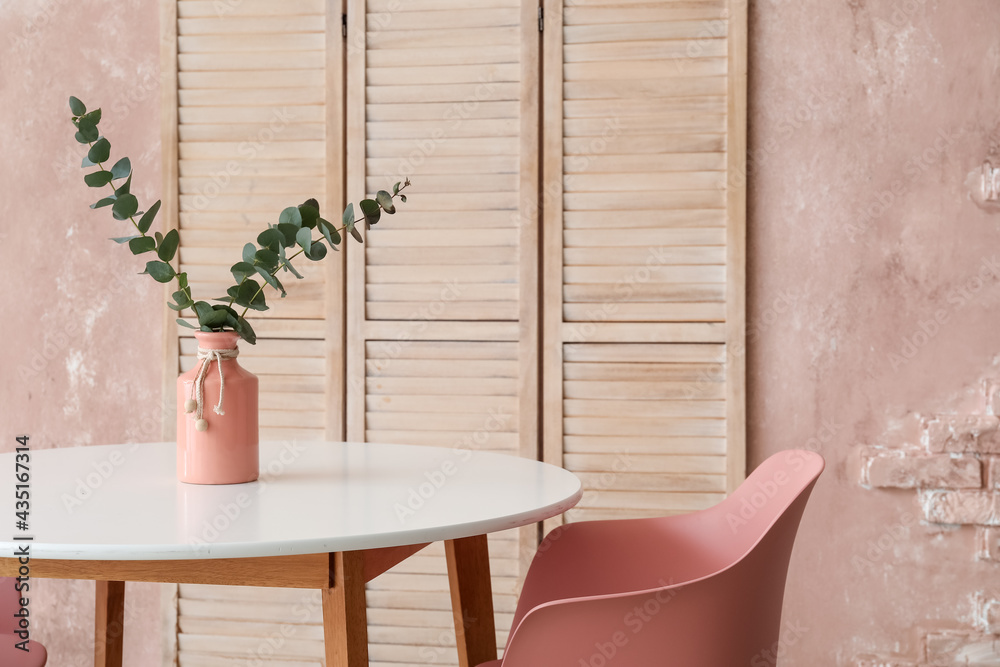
[0,534,497,667]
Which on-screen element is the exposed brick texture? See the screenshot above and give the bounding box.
[921,490,1000,526]
[925,632,1000,665]
[864,453,981,489]
[989,457,1000,490]
[858,388,1000,666]
[977,596,1000,635]
[978,527,1000,561]
[926,416,1000,454]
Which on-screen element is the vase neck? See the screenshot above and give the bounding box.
[194,331,240,351]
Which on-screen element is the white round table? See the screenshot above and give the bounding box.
[0,442,581,667]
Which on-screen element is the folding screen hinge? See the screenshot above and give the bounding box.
[342,13,347,38]
[538,7,544,32]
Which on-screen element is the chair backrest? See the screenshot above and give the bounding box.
[0,576,21,635]
[502,449,824,667]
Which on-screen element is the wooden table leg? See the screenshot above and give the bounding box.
[446,535,497,667]
[322,551,369,667]
[94,580,125,667]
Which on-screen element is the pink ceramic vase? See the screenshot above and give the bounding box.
[176,331,259,484]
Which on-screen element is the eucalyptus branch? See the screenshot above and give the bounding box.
[71,96,410,346]
[236,182,411,319]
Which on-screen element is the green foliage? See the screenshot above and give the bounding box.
[71,96,411,345]
[112,194,138,220]
[138,201,160,233]
[84,171,113,187]
[376,190,395,215]
[110,157,131,180]
[88,138,111,164]
[128,237,155,255]
[157,229,179,262]
[143,260,176,283]
[68,96,86,116]
[359,198,381,230]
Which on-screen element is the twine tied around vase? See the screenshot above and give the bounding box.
[184,347,239,432]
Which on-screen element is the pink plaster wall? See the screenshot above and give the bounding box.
[4,0,999,665]
[748,0,1000,663]
[0,0,165,665]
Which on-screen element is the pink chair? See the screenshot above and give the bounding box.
[479,449,824,667]
[0,577,47,666]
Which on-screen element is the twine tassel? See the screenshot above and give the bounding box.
[184,347,239,431]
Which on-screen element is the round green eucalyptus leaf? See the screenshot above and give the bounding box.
[128,236,156,255]
[234,316,257,345]
[305,239,328,261]
[257,227,284,251]
[279,206,302,227]
[112,194,139,220]
[172,290,193,308]
[69,96,86,116]
[235,279,262,308]
[110,157,131,180]
[88,138,111,164]
[144,260,176,283]
[230,261,256,283]
[277,222,299,246]
[202,309,229,328]
[318,218,342,246]
[255,248,280,270]
[192,301,214,322]
[298,204,319,229]
[342,202,354,227]
[76,123,99,143]
[376,190,395,214]
[84,170,113,188]
[242,243,257,263]
[157,229,180,262]
[359,198,381,227]
[295,227,312,254]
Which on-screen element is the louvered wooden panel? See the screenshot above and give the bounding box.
[562,343,728,521]
[361,341,526,663]
[346,0,539,664]
[542,0,746,527]
[170,0,340,440]
[360,0,525,323]
[164,0,346,664]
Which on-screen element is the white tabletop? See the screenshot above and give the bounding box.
[0,442,581,561]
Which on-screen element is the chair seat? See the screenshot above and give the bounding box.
[0,635,47,666]
[476,661,501,667]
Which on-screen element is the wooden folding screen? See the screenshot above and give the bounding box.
[161,0,745,664]
[342,0,539,660]
[162,0,347,664]
[542,0,746,526]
